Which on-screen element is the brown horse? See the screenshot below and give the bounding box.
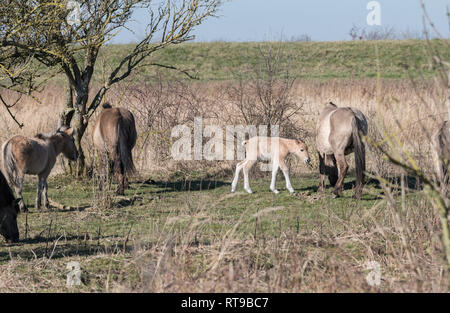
[0,170,20,242]
[92,103,137,195]
[316,102,368,199]
[2,126,77,211]
[431,120,449,199]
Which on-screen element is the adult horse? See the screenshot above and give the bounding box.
[431,120,449,199]
[92,103,137,195]
[0,170,19,242]
[2,126,78,211]
[316,102,368,199]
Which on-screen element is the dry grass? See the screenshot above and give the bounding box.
[0,78,448,292]
[0,174,447,293]
[1,77,442,177]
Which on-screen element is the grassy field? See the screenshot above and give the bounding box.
[0,39,448,292]
[0,171,446,292]
[37,39,450,84]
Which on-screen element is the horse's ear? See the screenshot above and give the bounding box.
[65,127,74,136]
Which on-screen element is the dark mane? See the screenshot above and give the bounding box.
[35,133,47,140]
[329,102,338,107]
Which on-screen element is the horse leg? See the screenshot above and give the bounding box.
[115,159,125,196]
[43,178,50,210]
[124,175,129,190]
[270,160,280,194]
[231,159,247,193]
[15,172,28,212]
[243,159,257,194]
[120,166,127,194]
[327,154,338,187]
[36,176,43,210]
[333,153,348,198]
[97,151,105,191]
[318,153,326,192]
[279,160,294,194]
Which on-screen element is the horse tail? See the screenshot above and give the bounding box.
[115,115,136,176]
[2,140,19,187]
[352,116,366,191]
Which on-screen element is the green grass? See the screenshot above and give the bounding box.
[34,39,450,88]
[0,171,425,292]
[99,40,449,81]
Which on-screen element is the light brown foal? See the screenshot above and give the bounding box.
[231,136,310,194]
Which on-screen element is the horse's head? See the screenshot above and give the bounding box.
[0,198,20,243]
[293,140,310,165]
[56,126,78,161]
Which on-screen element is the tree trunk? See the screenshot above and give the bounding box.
[67,84,89,177]
[60,82,76,175]
[61,80,104,177]
[73,109,87,176]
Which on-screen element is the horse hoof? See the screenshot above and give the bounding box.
[331,194,340,199]
[271,189,280,195]
[245,189,253,194]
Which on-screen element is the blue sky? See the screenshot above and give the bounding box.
[112,0,450,43]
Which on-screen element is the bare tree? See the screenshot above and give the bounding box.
[349,24,398,41]
[226,43,306,139]
[0,0,222,175]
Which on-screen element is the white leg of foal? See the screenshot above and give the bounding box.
[270,163,280,194]
[281,167,295,194]
[243,160,254,194]
[231,160,245,193]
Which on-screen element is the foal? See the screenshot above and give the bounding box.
[231,137,310,194]
[2,126,78,211]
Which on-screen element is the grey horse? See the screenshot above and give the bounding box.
[316,102,368,199]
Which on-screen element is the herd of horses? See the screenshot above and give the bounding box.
[0,101,448,243]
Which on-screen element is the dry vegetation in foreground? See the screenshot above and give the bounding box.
[0,76,448,292]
